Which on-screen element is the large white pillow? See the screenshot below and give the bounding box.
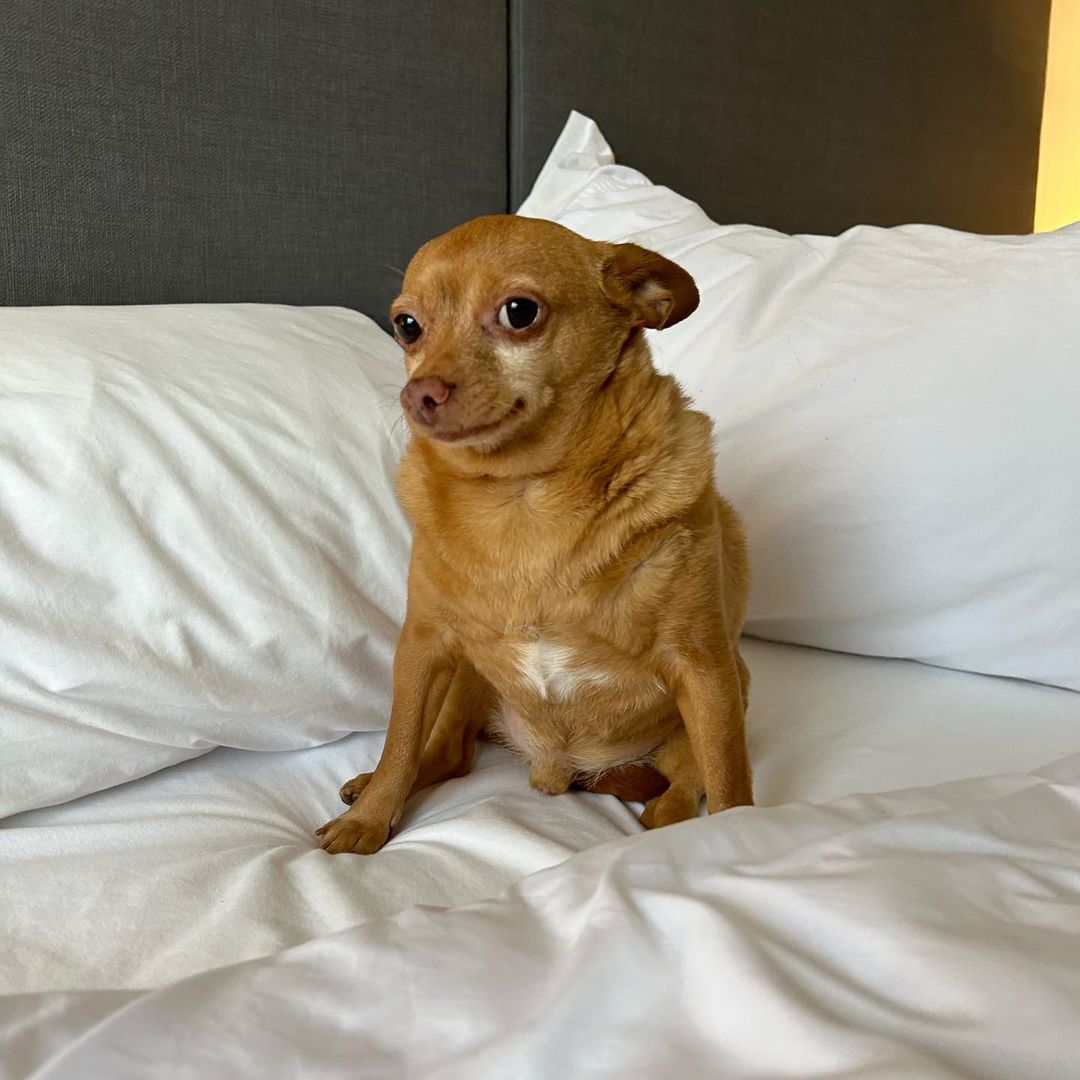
[0,305,410,816]
[521,113,1080,692]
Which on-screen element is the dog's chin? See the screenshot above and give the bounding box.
[413,400,528,451]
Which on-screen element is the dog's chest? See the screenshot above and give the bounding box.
[444,540,674,710]
[456,611,666,718]
[413,456,680,706]
[504,629,615,702]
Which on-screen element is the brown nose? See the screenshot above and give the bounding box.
[401,377,454,426]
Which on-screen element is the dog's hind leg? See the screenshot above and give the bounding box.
[639,724,704,829]
[409,662,493,793]
[576,762,669,802]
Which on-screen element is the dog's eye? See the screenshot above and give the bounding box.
[498,298,539,331]
[393,313,422,344]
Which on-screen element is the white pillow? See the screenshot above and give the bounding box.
[521,112,1080,693]
[0,305,410,816]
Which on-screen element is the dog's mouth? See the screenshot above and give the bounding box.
[428,398,527,444]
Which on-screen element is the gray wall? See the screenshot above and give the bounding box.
[509,0,1051,234]
[1,1,507,315]
[1,1,1053,312]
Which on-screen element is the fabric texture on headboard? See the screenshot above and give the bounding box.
[1,0,506,316]
[1,1,1055,311]
[509,0,1051,235]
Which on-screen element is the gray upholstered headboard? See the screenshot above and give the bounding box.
[1,1,1051,318]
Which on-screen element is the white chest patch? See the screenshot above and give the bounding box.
[515,636,614,702]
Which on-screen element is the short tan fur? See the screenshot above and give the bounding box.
[317,215,752,854]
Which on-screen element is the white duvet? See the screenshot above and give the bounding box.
[3,638,1078,1078]
[4,638,1076,997]
[5,750,1079,1080]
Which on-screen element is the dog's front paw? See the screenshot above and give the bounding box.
[315,810,391,855]
[339,772,373,805]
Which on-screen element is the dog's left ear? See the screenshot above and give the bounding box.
[601,243,699,330]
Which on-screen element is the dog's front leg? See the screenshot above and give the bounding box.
[317,619,449,854]
[337,665,454,806]
[669,646,753,813]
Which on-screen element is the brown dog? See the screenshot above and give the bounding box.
[317,215,752,854]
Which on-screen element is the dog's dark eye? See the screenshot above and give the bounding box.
[498,297,539,331]
[393,313,422,344]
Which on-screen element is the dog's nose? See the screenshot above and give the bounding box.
[402,377,454,425]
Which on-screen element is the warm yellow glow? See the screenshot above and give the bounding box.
[1035,0,1080,231]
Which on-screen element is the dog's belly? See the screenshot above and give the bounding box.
[490,699,672,775]
[469,630,676,776]
[471,629,666,704]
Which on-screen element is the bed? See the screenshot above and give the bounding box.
[3,3,1079,1078]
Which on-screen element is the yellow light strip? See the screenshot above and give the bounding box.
[1035,0,1080,231]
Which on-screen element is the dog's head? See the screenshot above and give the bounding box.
[390,215,698,452]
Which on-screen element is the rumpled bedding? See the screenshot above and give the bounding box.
[2,637,1079,1077]
[4,752,1078,1079]
[3,638,1077,998]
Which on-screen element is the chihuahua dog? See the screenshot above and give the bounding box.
[317,215,751,854]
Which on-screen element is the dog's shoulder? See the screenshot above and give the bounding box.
[592,370,716,525]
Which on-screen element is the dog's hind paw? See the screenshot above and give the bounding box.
[339,772,373,805]
[640,786,700,829]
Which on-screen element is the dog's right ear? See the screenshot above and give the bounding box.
[600,243,699,330]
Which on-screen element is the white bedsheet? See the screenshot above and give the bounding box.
[5,752,1079,1080]
[0,734,639,994]
[2,639,1076,1003]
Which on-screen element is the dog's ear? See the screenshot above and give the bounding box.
[600,243,699,330]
